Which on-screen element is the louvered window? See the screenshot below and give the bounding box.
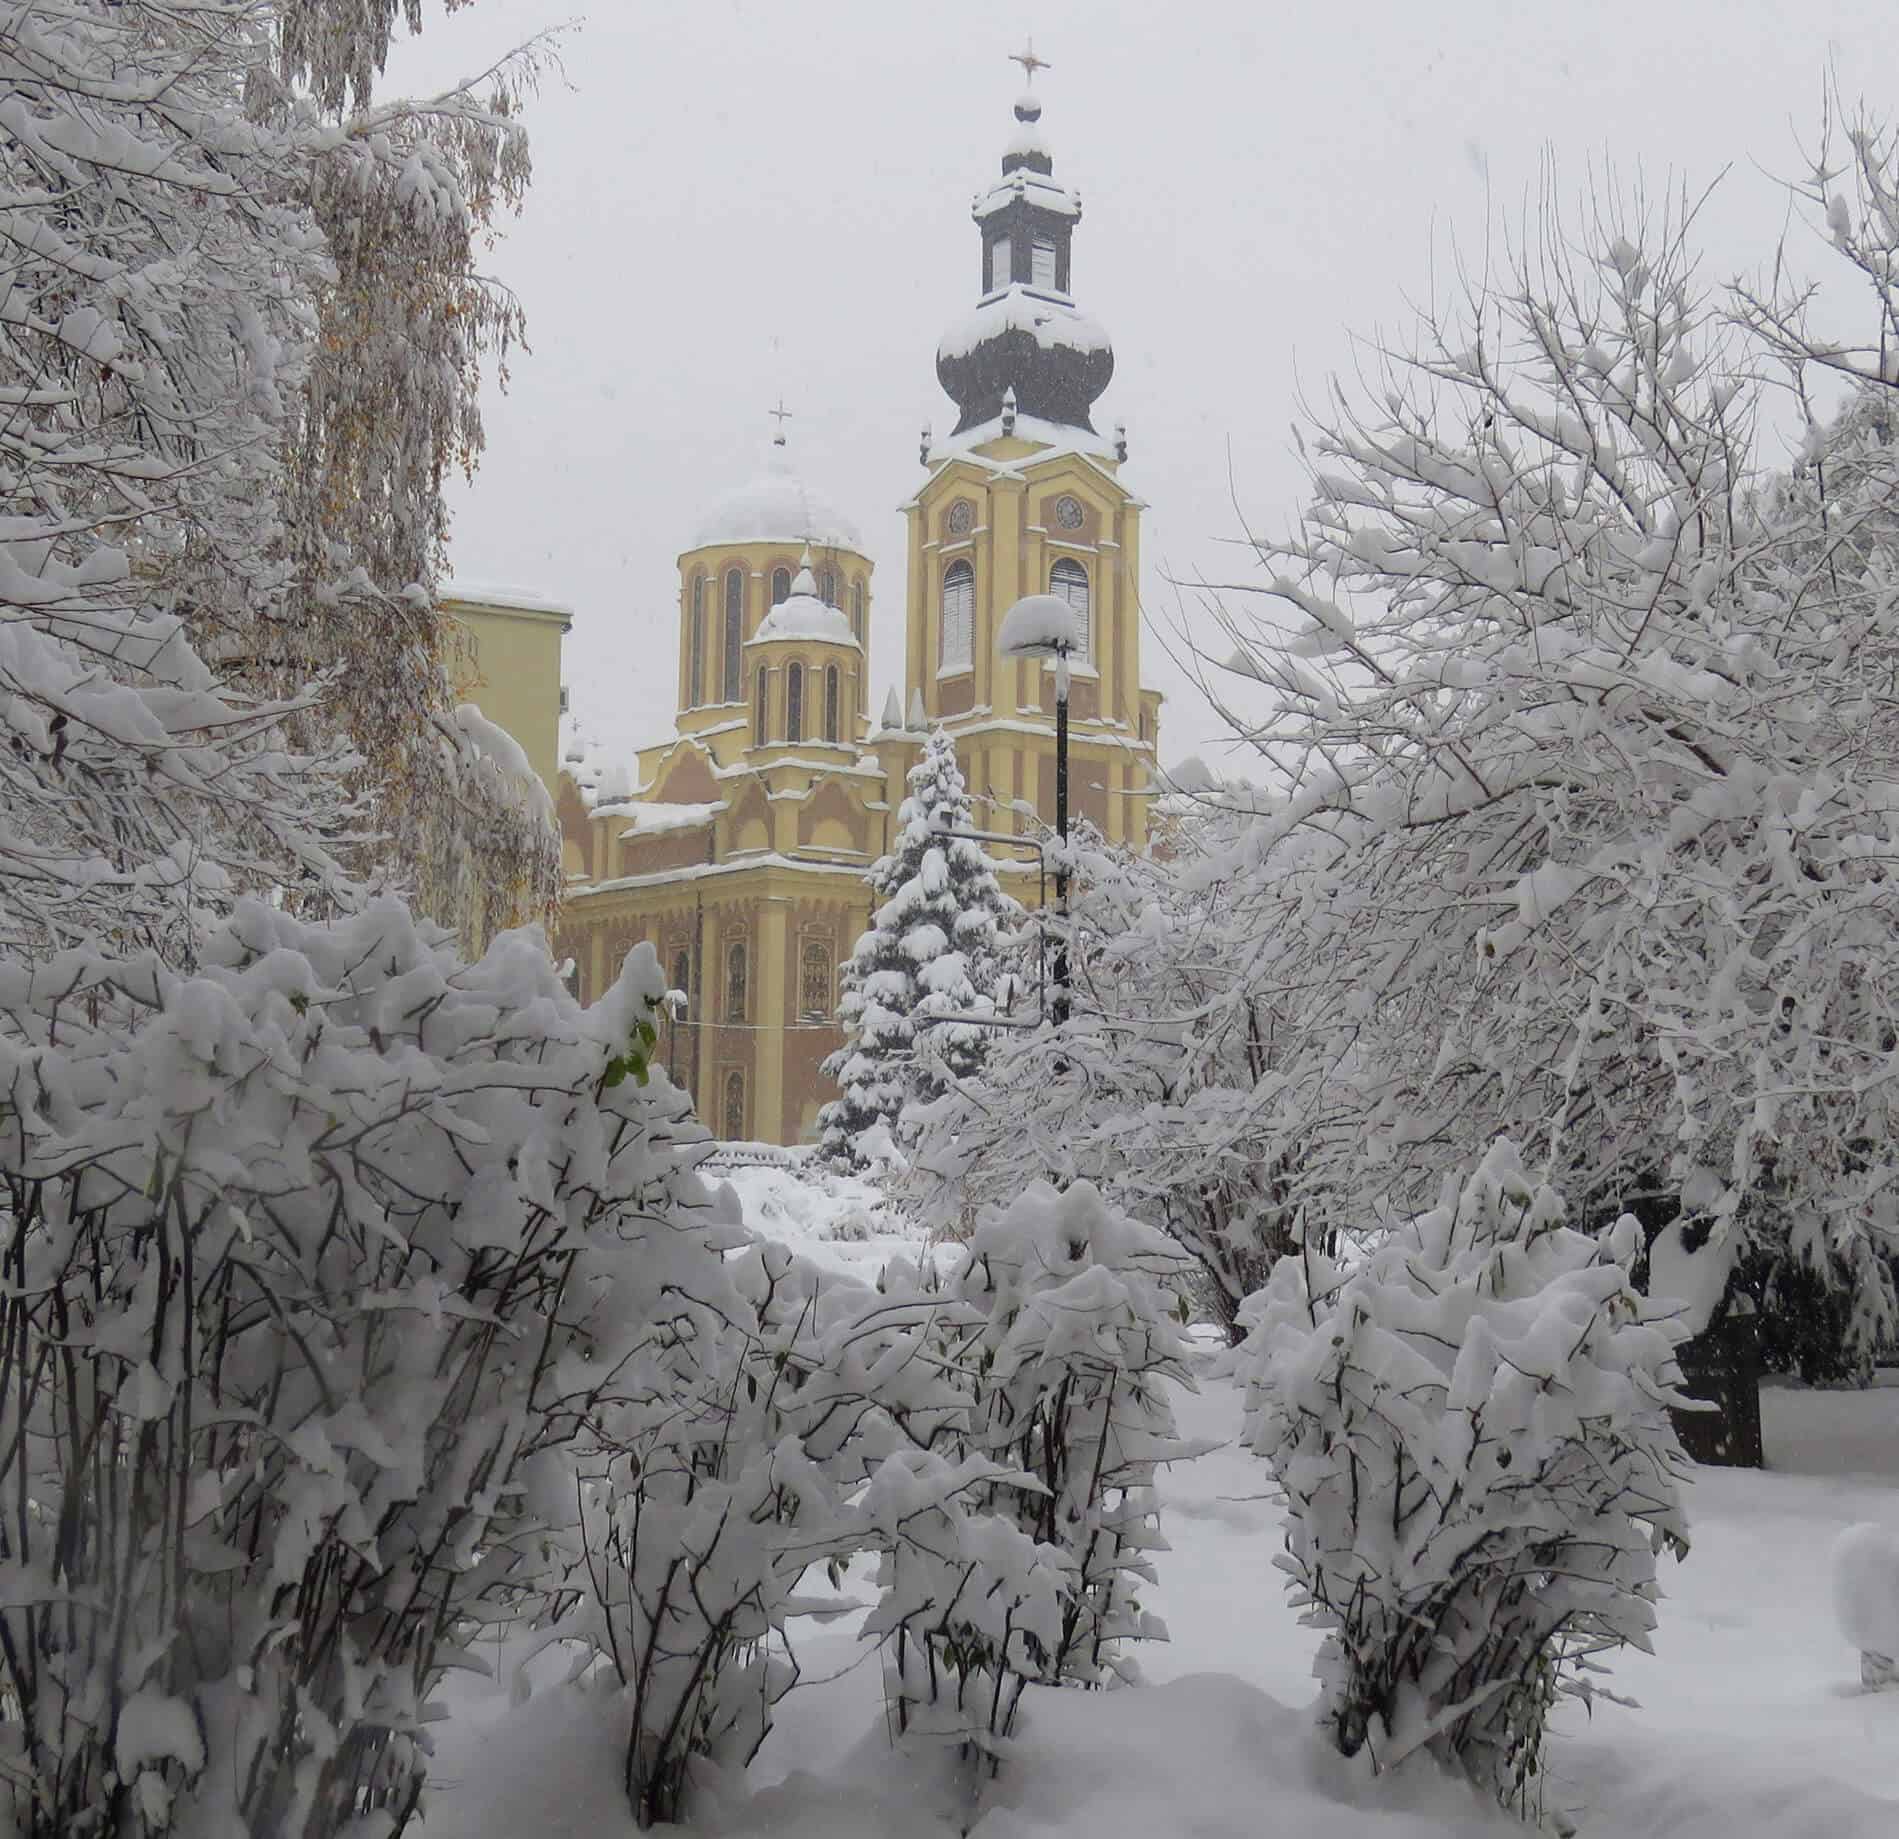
[989,236,1011,292]
[941,560,975,673]
[1050,558,1090,658]
[1031,237,1057,289]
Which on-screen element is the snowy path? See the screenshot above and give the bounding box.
[420,1167,1899,1837]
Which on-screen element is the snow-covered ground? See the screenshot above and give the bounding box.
[421,1162,1899,1839]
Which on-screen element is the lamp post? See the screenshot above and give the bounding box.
[998,593,1083,1027]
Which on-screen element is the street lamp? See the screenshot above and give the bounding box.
[998,592,1083,1026]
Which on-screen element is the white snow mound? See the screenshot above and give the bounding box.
[1831,1520,1899,1658]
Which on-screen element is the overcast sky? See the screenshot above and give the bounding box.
[385,0,1899,775]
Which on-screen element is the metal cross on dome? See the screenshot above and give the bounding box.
[1009,38,1051,84]
[768,398,793,445]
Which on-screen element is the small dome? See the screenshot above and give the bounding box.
[690,443,862,552]
[750,589,857,649]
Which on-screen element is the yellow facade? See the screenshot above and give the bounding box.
[905,435,1159,852]
[457,73,1164,1144]
[543,415,1161,1145]
[442,588,573,796]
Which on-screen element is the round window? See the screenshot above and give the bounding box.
[1054,495,1085,531]
[946,499,975,536]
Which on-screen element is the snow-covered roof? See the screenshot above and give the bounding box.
[1158,755,1220,795]
[689,442,863,553]
[618,800,723,838]
[974,165,1080,222]
[749,566,859,647]
[927,411,1123,470]
[938,285,1108,367]
[441,581,574,621]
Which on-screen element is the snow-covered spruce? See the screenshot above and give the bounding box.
[1240,1141,1693,1817]
[958,1180,1203,1687]
[0,903,729,1837]
[819,728,1019,1169]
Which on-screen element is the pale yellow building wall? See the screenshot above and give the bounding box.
[903,437,1158,853]
[443,593,573,795]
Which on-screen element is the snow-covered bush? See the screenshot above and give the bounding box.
[820,729,1019,1168]
[1831,1522,1899,1689]
[903,817,1308,1332]
[856,1448,1072,1766]
[565,1239,860,1829]
[1241,1141,1693,1815]
[0,900,724,1836]
[959,1181,1202,1686]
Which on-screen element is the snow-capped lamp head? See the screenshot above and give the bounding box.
[920,421,932,466]
[999,591,1084,700]
[1001,385,1018,436]
[935,55,1114,439]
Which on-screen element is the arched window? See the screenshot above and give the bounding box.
[819,567,837,607]
[771,566,791,605]
[1049,558,1090,658]
[786,662,804,743]
[824,664,840,744]
[688,575,705,707]
[851,579,865,645]
[989,235,1011,293]
[800,936,833,1020]
[722,568,744,701]
[723,1069,745,1140]
[670,947,691,1007]
[941,559,975,673]
[726,939,747,1022]
[754,666,769,744]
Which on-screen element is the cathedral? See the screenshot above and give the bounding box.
[466,69,1162,1146]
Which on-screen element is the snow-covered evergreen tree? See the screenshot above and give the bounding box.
[819,728,1018,1167]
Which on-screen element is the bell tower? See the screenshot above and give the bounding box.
[901,46,1159,852]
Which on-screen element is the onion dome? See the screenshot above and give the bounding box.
[690,437,862,553]
[936,85,1114,437]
